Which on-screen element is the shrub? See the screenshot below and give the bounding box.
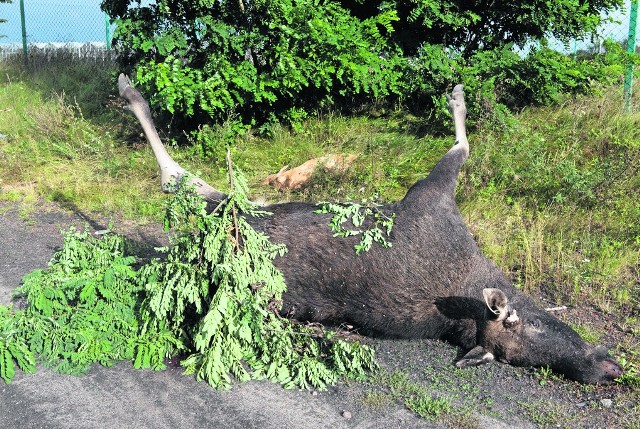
[105,0,405,134]
[102,0,627,138]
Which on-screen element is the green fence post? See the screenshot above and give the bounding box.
[624,0,639,112]
[19,0,27,65]
[105,13,110,50]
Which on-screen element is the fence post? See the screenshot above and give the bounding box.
[624,0,639,112]
[104,13,110,50]
[19,0,27,64]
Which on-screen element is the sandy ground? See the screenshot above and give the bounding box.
[1,202,636,429]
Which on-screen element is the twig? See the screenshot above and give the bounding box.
[545,305,567,312]
[226,149,241,250]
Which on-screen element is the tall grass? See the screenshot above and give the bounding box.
[459,87,640,312]
[0,55,167,219]
[0,55,638,314]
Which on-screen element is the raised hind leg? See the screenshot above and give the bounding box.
[402,84,469,203]
[447,84,469,158]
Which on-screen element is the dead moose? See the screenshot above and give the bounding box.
[118,74,623,384]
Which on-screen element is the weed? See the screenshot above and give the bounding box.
[620,317,640,336]
[518,399,576,427]
[359,390,394,409]
[366,369,454,421]
[406,394,451,419]
[442,408,480,429]
[535,366,561,386]
[615,349,640,387]
[567,322,602,344]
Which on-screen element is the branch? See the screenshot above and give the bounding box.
[226,149,240,250]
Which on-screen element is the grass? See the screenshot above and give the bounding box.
[0,58,166,220]
[518,399,578,428]
[457,91,640,313]
[368,369,454,420]
[568,322,603,344]
[356,347,640,428]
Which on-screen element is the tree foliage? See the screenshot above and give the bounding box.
[101,0,625,135]
[315,197,395,255]
[344,0,622,56]
[103,0,405,132]
[13,228,174,374]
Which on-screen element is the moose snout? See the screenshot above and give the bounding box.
[599,357,624,382]
[587,346,624,384]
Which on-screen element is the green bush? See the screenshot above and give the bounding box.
[105,0,405,134]
[502,40,629,107]
[102,0,627,138]
[350,0,622,56]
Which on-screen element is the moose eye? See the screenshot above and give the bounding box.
[528,319,541,329]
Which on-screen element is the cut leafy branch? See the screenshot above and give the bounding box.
[315,197,395,254]
[0,158,376,390]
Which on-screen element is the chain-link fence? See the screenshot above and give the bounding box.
[0,0,113,61]
[547,2,636,54]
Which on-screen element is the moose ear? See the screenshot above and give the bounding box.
[455,345,495,368]
[482,288,509,321]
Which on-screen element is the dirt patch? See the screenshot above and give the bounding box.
[1,202,637,429]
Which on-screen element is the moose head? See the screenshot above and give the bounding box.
[452,288,623,384]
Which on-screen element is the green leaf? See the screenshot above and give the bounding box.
[79,282,96,302]
[2,348,15,383]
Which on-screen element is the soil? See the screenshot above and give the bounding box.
[0,201,638,429]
